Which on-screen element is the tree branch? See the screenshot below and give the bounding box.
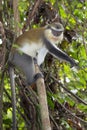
[13,0,21,36]
[35,64,52,130]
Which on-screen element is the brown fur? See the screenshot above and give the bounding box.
[15,27,45,46]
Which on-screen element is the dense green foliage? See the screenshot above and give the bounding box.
[0,0,87,129]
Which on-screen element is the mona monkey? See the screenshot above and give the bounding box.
[9,22,77,85]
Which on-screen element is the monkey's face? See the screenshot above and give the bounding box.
[44,22,64,44]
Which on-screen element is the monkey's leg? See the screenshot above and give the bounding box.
[9,52,35,85]
[33,57,44,82]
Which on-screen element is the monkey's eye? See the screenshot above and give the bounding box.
[56,25,60,29]
[51,29,62,37]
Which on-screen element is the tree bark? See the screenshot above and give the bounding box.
[0,21,6,130]
[35,64,52,130]
[9,67,17,130]
[13,0,21,36]
[0,0,3,22]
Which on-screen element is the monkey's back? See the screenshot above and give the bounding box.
[15,27,45,46]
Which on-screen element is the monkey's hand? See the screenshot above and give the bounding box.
[70,59,79,70]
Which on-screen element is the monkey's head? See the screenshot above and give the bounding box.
[44,22,64,44]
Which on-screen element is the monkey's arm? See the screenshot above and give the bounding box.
[45,41,77,67]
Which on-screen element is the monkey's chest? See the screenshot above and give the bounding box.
[18,43,48,65]
[18,42,44,57]
[37,46,48,65]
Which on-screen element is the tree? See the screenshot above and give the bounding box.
[0,0,87,130]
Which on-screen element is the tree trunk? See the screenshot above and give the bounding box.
[35,64,52,130]
[13,0,21,36]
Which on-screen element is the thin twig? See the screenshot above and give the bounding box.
[23,0,42,32]
[44,71,87,105]
[51,75,87,105]
[50,114,60,130]
[56,100,87,124]
[4,88,31,127]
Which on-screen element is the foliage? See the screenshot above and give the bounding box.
[0,0,87,130]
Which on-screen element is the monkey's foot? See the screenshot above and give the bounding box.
[34,73,44,81]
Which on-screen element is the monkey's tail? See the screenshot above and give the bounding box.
[9,67,17,130]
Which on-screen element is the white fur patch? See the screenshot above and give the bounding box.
[37,46,48,65]
[18,42,48,65]
[57,33,63,43]
[18,42,43,57]
[44,29,63,44]
[51,26,63,32]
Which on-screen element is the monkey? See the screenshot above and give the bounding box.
[8,22,77,85]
